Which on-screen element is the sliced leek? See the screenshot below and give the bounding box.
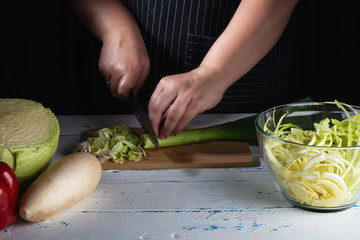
[264,101,360,207]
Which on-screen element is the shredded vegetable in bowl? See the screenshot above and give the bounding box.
[259,101,360,209]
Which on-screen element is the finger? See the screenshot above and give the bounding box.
[118,69,149,101]
[117,73,134,101]
[108,73,122,98]
[148,88,167,137]
[110,71,135,101]
[148,85,176,137]
[171,102,199,136]
[149,81,165,104]
[158,96,191,139]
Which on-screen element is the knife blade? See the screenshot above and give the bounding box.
[129,91,160,148]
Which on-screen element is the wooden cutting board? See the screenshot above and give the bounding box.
[84,128,254,169]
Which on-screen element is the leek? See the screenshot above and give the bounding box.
[141,114,257,149]
[74,125,146,164]
[263,101,360,207]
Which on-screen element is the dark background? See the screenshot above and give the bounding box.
[1,0,359,115]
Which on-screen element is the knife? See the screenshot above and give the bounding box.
[129,91,160,148]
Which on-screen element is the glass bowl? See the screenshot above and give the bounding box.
[255,102,360,212]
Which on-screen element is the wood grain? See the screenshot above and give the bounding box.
[84,127,254,169]
[102,140,254,169]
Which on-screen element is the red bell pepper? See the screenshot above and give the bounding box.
[0,162,18,231]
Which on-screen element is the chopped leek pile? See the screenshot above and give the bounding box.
[263,101,360,207]
[74,125,146,164]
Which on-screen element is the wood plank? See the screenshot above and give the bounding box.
[5,166,360,240]
[102,141,254,169]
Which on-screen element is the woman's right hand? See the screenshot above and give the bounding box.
[99,35,150,101]
[68,0,150,100]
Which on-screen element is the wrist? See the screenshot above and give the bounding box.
[101,29,144,50]
[194,64,235,92]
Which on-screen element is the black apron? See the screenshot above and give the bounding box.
[122,0,294,113]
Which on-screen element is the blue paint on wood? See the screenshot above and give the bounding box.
[204,225,226,231]
[183,226,197,231]
[233,225,243,231]
[205,210,222,219]
[36,223,49,229]
[252,222,260,228]
[60,221,70,227]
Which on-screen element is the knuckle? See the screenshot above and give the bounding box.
[166,110,180,123]
[113,62,124,72]
[148,100,162,114]
[126,59,146,72]
[99,62,122,76]
[182,111,194,121]
[159,76,174,87]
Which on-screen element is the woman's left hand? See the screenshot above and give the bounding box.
[148,66,226,139]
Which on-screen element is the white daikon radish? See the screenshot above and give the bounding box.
[19,152,102,222]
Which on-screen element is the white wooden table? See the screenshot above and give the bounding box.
[1,114,360,240]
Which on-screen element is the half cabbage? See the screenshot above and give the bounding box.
[0,99,59,185]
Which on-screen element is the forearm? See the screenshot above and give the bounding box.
[68,0,141,44]
[200,0,299,89]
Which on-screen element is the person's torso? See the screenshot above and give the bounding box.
[123,0,294,113]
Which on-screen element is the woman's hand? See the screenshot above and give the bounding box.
[148,66,227,139]
[99,36,150,100]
